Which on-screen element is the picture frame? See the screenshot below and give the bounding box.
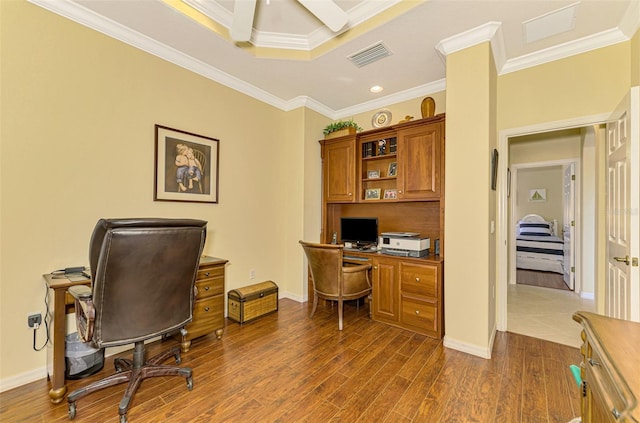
[491,148,498,191]
[388,162,397,177]
[154,124,219,203]
[365,188,381,200]
[529,188,546,202]
[384,189,397,199]
[367,169,380,179]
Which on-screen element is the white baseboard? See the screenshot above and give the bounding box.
[443,334,493,359]
[580,291,594,300]
[0,367,47,393]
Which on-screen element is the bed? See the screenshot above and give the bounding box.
[516,214,565,274]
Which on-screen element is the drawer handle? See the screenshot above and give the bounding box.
[588,358,600,367]
[204,272,210,277]
[415,310,420,315]
[204,307,210,312]
[204,286,210,291]
[415,277,420,282]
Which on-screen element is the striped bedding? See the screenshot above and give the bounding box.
[516,234,564,274]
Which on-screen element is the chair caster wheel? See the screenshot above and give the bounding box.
[68,402,76,420]
[175,354,182,365]
[186,376,193,391]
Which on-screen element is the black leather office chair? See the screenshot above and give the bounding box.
[67,218,207,423]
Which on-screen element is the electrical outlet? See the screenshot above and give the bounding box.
[27,312,42,329]
[249,269,256,280]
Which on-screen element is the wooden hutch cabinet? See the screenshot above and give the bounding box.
[319,114,445,338]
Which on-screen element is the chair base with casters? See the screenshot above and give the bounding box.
[67,340,193,422]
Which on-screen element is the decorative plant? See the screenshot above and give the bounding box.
[323,119,362,135]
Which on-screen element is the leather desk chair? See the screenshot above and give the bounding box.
[299,241,372,330]
[67,218,207,423]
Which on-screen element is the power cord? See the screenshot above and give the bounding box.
[32,281,51,352]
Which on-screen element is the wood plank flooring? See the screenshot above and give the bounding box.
[0,299,583,422]
[516,269,570,291]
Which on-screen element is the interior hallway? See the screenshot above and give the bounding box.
[507,283,595,348]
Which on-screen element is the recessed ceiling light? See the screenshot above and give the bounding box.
[370,85,383,93]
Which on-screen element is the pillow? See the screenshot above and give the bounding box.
[518,222,552,236]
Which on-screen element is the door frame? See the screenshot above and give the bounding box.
[497,113,608,331]
[508,159,580,291]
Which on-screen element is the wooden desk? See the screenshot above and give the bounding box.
[43,256,226,404]
[43,273,90,404]
[573,311,640,422]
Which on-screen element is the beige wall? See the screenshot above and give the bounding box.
[0,1,314,386]
[515,166,564,225]
[443,42,495,356]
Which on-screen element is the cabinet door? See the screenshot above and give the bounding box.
[323,137,356,203]
[372,258,399,323]
[397,121,443,200]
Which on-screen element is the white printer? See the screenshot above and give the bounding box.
[379,232,430,257]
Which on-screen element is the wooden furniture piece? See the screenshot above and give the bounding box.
[174,256,228,353]
[318,114,445,338]
[44,255,225,404]
[300,241,372,330]
[573,311,640,422]
[228,280,279,324]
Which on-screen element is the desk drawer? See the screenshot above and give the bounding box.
[400,263,438,298]
[195,275,224,299]
[187,295,224,339]
[401,294,438,334]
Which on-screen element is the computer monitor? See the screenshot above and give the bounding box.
[340,217,378,246]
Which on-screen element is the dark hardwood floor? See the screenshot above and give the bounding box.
[516,269,570,291]
[0,298,582,422]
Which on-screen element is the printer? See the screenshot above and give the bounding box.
[378,232,430,257]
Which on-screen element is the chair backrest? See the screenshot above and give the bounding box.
[89,218,207,347]
[299,241,343,296]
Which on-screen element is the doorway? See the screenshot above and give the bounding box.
[496,116,607,345]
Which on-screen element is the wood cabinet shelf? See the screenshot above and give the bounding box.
[319,114,446,338]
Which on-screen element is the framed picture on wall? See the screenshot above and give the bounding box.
[154,124,219,203]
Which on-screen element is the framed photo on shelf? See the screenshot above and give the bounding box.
[384,189,397,199]
[387,162,397,177]
[154,124,219,203]
[367,169,380,179]
[365,188,381,200]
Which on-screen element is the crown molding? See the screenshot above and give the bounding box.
[435,21,504,66]
[334,79,447,120]
[500,27,630,75]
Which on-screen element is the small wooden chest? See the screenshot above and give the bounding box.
[228,280,278,324]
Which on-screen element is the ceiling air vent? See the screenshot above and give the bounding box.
[348,42,392,68]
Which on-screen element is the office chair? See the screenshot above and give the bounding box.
[67,218,207,423]
[299,241,372,330]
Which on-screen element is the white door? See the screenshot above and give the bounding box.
[563,163,575,290]
[606,87,639,322]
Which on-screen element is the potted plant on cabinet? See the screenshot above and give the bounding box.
[323,119,362,139]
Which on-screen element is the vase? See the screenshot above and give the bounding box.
[421,97,436,118]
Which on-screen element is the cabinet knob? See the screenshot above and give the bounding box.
[415,277,420,282]
[399,190,402,193]
[415,310,420,315]
[204,286,210,291]
[348,192,352,196]
[204,307,210,312]
[205,272,210,277]
[374,266,378,270]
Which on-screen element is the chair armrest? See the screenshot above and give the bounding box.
[68,285,95,342]
[342,263,372,273]
[68,284,92,300]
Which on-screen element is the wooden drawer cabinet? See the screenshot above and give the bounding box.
[399,261,442,338]
[573,312,640,422]
[175,256,227,352]
[370,255,443,338]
